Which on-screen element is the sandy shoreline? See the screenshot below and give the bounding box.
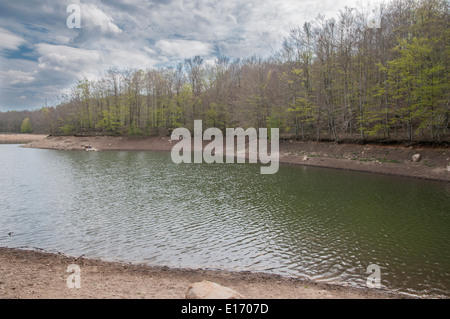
[22,135,450,182]
[0,133,47,144]
[0,247,405,299]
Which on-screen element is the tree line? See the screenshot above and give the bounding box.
[1,0,448,142]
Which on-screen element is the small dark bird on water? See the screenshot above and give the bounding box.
[8,232,13,236]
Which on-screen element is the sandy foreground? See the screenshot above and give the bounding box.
[0,247,403,299]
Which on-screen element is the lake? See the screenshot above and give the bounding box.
[0,144,449,298]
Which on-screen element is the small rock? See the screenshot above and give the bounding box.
[186,281,245,299]
[412,154,421,162]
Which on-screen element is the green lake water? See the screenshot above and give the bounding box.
[0,144,449,297]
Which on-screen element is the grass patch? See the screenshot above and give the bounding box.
[376,158,402,164]
[424,161,435,167]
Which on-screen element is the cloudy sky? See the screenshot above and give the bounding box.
[0,0,379,111]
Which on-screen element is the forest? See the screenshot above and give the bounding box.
[1,0,448,142]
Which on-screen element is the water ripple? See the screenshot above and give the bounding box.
[0,145,449,298]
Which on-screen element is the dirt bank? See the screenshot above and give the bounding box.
[0,133,47,144]
[23,135,450,182]
[0,247,404,299]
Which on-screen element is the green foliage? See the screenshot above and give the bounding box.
[59,124,74,135]
[127,123,142,137]
[20,118,32,133]
[97,110,121,133]
[380,35,447,140]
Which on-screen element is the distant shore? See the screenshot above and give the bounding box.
[0,247,405,299]
[21,135,450,182]
[0,133,47,144]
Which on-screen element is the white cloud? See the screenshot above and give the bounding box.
[0,69,35,85]
[36,43,102,74]
[0,28,27,51]
[156,39,213,59]
[54,35,71,44]
[81,3,122,34]
[34,42,158,80]
[107,49,158,69]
